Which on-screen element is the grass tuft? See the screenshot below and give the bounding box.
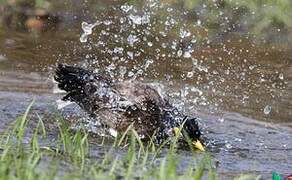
[0,102,259,179]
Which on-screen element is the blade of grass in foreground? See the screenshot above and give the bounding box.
[0,102,262,179]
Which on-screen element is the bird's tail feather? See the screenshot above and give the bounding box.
[54,64,105,113]
[55,64,91,92]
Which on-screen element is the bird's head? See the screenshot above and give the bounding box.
[172,117,205,151]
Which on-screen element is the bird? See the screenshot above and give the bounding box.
[54,64,205,151]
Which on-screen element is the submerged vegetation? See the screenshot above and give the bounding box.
[0,102,261,179]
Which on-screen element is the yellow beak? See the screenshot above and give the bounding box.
[192,140,205,151]
[173,127,205,151]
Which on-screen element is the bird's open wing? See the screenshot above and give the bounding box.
[55,64,112,115]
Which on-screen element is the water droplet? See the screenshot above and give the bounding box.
[177,50,183,57]
[128,14,150,25]
[167,7,173,12]
[187,72,193,78]
[127,34,139,46]
[179,29,191,38]
[121,4,133,13]
[128,71,134,77]
[283,144,287,148]
[279,73,284,80]
[197,20,201,26]
[225,143,232,149]
[103,20,113,25]
[183,51,192,58]
[120,17,126,24]
[218,118,224,123]
[109,128,118,137]
[234,138,242,142]
[264,105,271,115]
[114,47,124,54]
[127,51,134,59]
[80,21,101,43]
[248,65,256,71]
[190,87,203,96]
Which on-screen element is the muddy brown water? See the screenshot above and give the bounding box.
[0,1,292,179]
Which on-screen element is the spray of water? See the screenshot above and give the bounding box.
[54,1,289,139]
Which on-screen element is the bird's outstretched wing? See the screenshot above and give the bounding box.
[55,64,112,114]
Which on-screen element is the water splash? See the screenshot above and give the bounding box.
[56,99,73,109]
[121,4,133,13]
[264,105,272,115]
[128,14,150,25]
[80,21,101,43]
[75,1,288,122]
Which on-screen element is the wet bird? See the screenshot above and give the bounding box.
[54,64,205,151]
